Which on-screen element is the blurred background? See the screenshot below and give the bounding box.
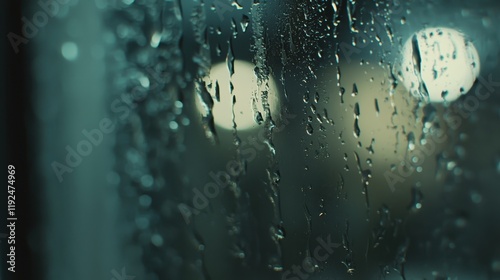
[2,0,500,279]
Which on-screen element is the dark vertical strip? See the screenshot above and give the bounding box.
[4,0,38,280]
[0,1,6,278]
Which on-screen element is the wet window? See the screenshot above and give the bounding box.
[4,0,500,279]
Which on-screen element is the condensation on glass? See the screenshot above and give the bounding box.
[34,0,500,279]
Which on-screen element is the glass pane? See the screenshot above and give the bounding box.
[4,0,500,279]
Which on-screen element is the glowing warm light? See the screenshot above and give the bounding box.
[400,27,480,103]
[196,60,280,131]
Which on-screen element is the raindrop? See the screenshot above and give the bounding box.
[334,43,340,64]
[303,91,310,103]
[407,132,415,151]
[231,18,238,38]
[354,119,360,138]
[366,138,375,154]
[231,245,245,259]
[216,44,222,56]
[315,114,323,124]
[227,41,235,76]
[339,87,346,103]
[408,184,423,211]
[447,161,457,171]
[269,264,283,272]
[351,83,358,97]
[323,109,334,125]
[342,221,355,274]
[302,257,319,273]
[214,81,220,102]
[150,31,162,48]
[139,75,150,88]
[271,170,281,184]
[310,104,317,114]
[240,15,250,32]
[385,24,394,43]
[336,66,341,86]
[306,123,314,135]
[267,256,283,272]
[255,111,264,125]
[354,102,360,118]
[319,198,326,217]
[232,0,243,9]
[169,121,179,130]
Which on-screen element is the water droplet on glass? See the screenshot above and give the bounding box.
[150,31,162,48]
[314,91,319,103]
[306,123,314,135]
[303,91,310,103]
[354,119,361,138]
[351,83,358,97]
[339,87,345,103]
[354,102,360,118]
[407,132,415,151]
[255,111,264,125]
[408,185,423,211]
[240,15,250,32]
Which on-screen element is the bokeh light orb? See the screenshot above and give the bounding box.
[400,27,480,103]
[196,60,280,131]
